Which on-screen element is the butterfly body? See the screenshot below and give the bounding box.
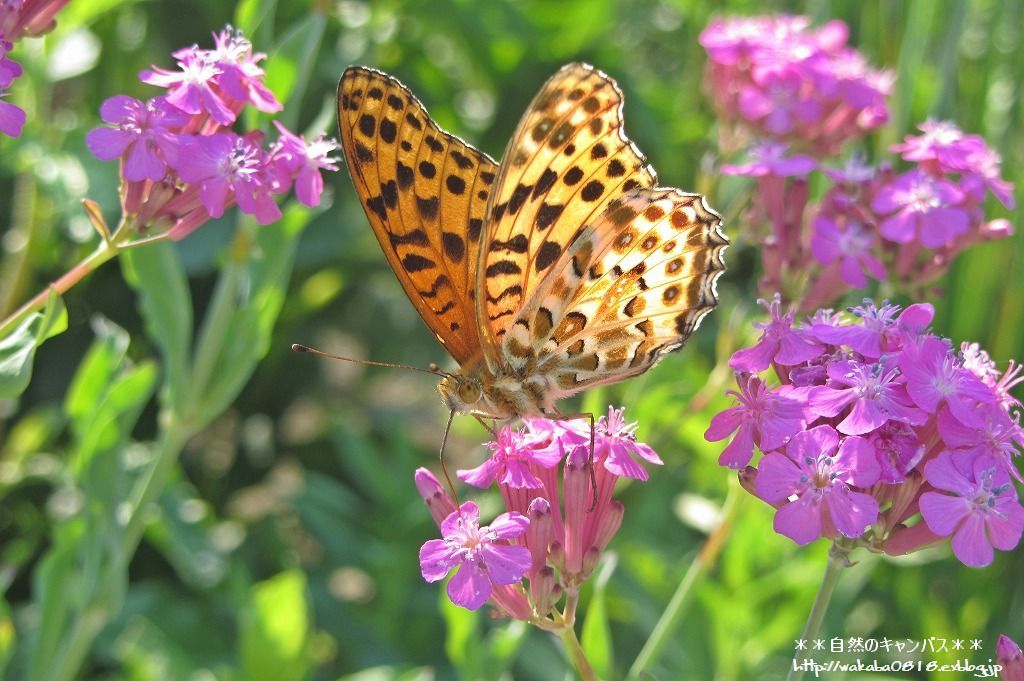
[338,64,728,420]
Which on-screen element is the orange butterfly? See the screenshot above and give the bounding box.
[336,63,728,422]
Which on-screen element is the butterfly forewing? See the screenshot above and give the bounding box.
[338,66,497,365]
[338,63,728,419]
[476,63,658,365]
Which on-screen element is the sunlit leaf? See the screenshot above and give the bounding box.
[240,570,311,681]
[0,289,67,399]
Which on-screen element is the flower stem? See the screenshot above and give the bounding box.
[625,484,738,681]
[0,242,117,338]
[785,545,849,681]
[44,423,188,681]
[558,623,597,681]
[0,226,169,339]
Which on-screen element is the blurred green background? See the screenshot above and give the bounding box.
[0,0,1021,679]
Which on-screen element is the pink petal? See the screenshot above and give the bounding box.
[987,497,1024,551]
[950,514,994,567]
[719,422,756,469]
[835,435,881,487]
[85,126,130,160]
[487,512,530,541]
[447,562,492,610]
[809,386,856,418]
[919,491,970,536]
[774,495,823,545]
[419,539,458,582]
[479,544,532,584]
[755,453,803,503]
[824,488,879,538]
[705,407,743,441]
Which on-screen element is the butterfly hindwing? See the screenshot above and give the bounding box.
[501,188,727,396]
[338,66,497,365]
[477,63,658,366]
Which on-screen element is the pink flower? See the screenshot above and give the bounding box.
[868,422,925,484]
[755,425,880,545]
[596,406,662,480]
[937,405,1023,481]
[919,451,1024,567]
[458,424,562,489]
[811,300,933,358]
[721,140,817,177]
[809,359,926,436]
[706,375,806,469]
[85,96,189,182]
[205,27,281,113]
[900,336,995,427]
[871,169,971,248]
[739,68,822,135]
[890,120,978,171]
[962,144,1016,209]
[141,49,235,125]
[0,0,70,40]
[175,131,282,224]
[419,501,532,611]
[271,121,339,207]
[729,294,824,372]
[810,214,885,287]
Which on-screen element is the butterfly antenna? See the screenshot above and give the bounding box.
[291,343,447,377]
[438,409,463,512]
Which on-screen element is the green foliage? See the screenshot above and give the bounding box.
[0,290,66,398]
[0,0,1021,680]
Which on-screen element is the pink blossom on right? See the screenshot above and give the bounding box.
[919,452,1024,567]
[710,299,1024,567]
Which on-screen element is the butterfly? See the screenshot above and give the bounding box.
[337,63,728,422]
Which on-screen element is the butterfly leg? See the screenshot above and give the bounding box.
[551,410,598,512]
[472,414,500,437]
[438,409,464,514]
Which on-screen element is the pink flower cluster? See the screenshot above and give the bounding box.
[723,121,1014,309]
[0,0,70,137]
[85,27,338,240]
[707,296,1024,567]
[700,15,892,155]
[416,407,661,613]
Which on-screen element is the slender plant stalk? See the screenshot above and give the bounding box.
[0,242,117,338]
[45,425,188,681]
[0,225,170,339]
[625,484,738,681]
[784,546,849,681]
[558,623,597,681]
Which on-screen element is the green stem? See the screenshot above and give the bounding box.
[558,623,597,681]
[45,424,189,681]
[785,546,849,681]
[625,485,738,681]
[0,227,169,339]
[0,242,117,338]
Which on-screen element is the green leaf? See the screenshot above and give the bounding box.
[264,12,327,129]
[239,570,311,681]
[580,554,616,680]
[121,242,193,411]
[234,0,278,38]
[191,206,311,425]
[0,289,67,399]
[0,596,13,678]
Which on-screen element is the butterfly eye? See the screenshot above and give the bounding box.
[458,379,482,404]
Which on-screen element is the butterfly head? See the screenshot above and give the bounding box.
[437,373,482,413]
